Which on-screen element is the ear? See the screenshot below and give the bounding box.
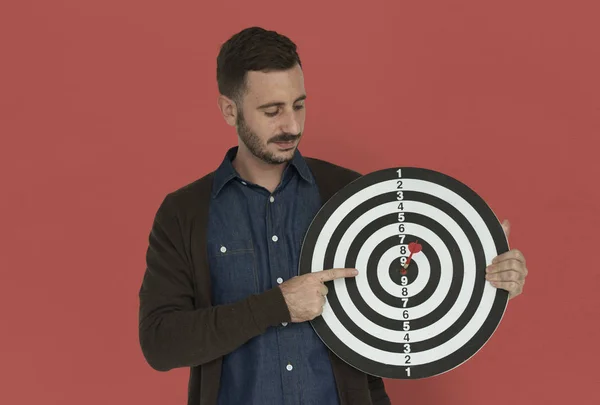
[217,95,238,126]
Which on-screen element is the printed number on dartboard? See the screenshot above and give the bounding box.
[397,168,411,377]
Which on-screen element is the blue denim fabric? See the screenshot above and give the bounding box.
[207,146,339,405]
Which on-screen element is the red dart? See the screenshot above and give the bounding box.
[402,241,423,271]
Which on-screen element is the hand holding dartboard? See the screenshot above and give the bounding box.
[299,167,511,379]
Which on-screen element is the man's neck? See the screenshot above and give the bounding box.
[232,147,288,194]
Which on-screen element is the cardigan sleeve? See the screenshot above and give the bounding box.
[138,194,291,372]
[368,374,392,404]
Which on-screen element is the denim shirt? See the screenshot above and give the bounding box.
[206,146,340,405]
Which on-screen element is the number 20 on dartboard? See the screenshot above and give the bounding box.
[397,169,411,377]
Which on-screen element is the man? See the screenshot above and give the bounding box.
[138,26,528,405]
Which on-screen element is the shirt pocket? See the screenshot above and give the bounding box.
[207,239,258,305]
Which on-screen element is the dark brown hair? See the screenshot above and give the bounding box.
[216,27,302,103]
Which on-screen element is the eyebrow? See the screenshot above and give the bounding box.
[257,94,307,110]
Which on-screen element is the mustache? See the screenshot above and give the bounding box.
[269,133,301,143]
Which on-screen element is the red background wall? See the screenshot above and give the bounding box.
[1,1,599,404]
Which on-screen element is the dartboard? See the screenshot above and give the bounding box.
[299,167,509,379]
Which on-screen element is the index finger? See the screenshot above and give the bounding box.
[316,268,359,282]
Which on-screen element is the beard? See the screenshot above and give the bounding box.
[236,110,301,165]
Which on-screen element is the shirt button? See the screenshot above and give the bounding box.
[286,364,293,371]
[277,277,283,284]
[241,181,247,186]
[269,196,275,203]
[272,235,279,242]
[281,322,288,327]
[220,246,227,253]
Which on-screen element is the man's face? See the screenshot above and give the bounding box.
[235,64,306,165]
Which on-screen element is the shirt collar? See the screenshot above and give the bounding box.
[211,146,314,198]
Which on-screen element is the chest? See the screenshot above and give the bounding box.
[206,178,322,305]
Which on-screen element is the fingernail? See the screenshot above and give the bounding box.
[353,269,359,275]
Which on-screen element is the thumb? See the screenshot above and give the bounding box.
[501,219,511,239]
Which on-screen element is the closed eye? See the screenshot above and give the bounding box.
[265,104,305,117]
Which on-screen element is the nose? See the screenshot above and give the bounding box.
[280,109,301,135]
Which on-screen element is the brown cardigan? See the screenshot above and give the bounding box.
[139,156,391,405]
